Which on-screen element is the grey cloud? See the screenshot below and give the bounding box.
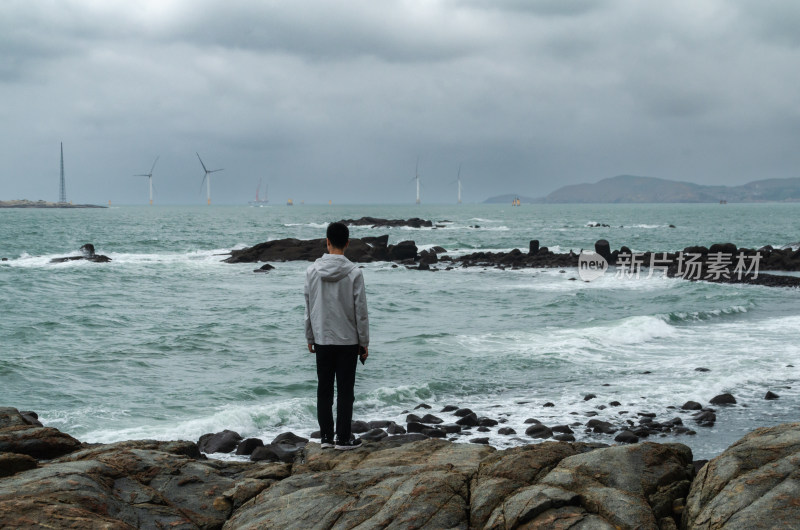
[458,0,605,17]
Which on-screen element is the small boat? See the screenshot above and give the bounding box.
[248,179,269,206]
[287,198,294,206]
[512,196,521,206]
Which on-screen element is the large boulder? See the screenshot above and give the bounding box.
[0,441,290,529]
[683,422,800,529]
[0,425,82,460]
[482,442,694,529]
[470,442,599,528]
[226,438,492,529]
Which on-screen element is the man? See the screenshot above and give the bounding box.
[304,222,369,450]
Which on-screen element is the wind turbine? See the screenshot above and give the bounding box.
[456,164,462,205]
[196,152,223,205]
[134,156,159,205]
[408,156,421,205]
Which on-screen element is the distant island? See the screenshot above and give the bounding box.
[0,200,106,209]
[485,175,800,204]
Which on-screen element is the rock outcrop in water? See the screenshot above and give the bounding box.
[50,243,111,263]
[2,406,799,529]
[225,235,800,286]
[337,217,434,228]
[224,236,416,264]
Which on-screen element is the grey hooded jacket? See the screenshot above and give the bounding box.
[304,254,369,347]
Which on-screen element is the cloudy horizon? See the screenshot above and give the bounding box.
[2,0,799,205]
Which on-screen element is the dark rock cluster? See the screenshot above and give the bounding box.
[224,234,800,286]
[337,217,434,228]
[224,235,418,264]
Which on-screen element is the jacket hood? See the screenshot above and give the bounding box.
[314,254,356,282]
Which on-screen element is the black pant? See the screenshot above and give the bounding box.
[315,344,359,442]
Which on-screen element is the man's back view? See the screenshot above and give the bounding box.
[304,222,369,450]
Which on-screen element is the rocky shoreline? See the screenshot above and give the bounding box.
[1,406,798,528]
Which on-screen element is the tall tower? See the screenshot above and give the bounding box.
[59,143,67,204]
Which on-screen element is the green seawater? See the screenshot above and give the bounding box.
[1,203,798,458]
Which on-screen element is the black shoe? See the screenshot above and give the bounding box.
[335,438,362,450]
[320,436,334,449]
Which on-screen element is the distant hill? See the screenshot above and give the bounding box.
[483,193,542,204]
[484,175,800,204]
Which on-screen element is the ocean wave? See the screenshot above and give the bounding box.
[3,249,234,268]
[283,222,329,229]
[664,305,750,323]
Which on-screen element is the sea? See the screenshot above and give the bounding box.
[1,203,798,460]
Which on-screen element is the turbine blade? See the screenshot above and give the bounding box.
[196,152,208,173]
[150,156,159,175]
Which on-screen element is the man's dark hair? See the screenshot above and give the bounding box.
[327,222,349,249]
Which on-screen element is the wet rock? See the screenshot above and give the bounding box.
[529,240,540,255]
[0,452,37,478]
[456,413,479,427]
[614,430,639,444]
[584,393,597,401]
[387,240,418,261]
[586,419,617,434]
[498,427,517,436]
[595,239,612,262]
[420,414,443,424]
[609,401,622,407]
[0,408,37,429]
[525,424,553,439]
[709,393,736,406]
[693,411,716,427]
[367,420,393,429]
[236,438,264,456]
[406,422,425,433]
[386,423,406,435]
[551,425,574,434]
[198,430,242,454]
[253,263,275,273]
[554,433,576,442]
[477,426,490,433]
[350,420,370,433]
[271,433,308,447]
[422,428,446,438]
[440,424,462,434]
[454,407,474,417]
[543,402,555,407]
[764,391,780,400]
[682,401,703,410]
[440,405,458,412]
[338,217,433,228]
[524,418,541,424]
[478,417,498,427]
[251,443,302,463]
[684,422,800,529]
[361,428,388,442]
[17,412,42,428]
[0,425,82,460]
[405,413,422,423]
[50,243,111,264]
[695,367,711,372]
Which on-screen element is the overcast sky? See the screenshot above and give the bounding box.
[2,0,799,204]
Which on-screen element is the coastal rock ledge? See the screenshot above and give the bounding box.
[1,407,798,530]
